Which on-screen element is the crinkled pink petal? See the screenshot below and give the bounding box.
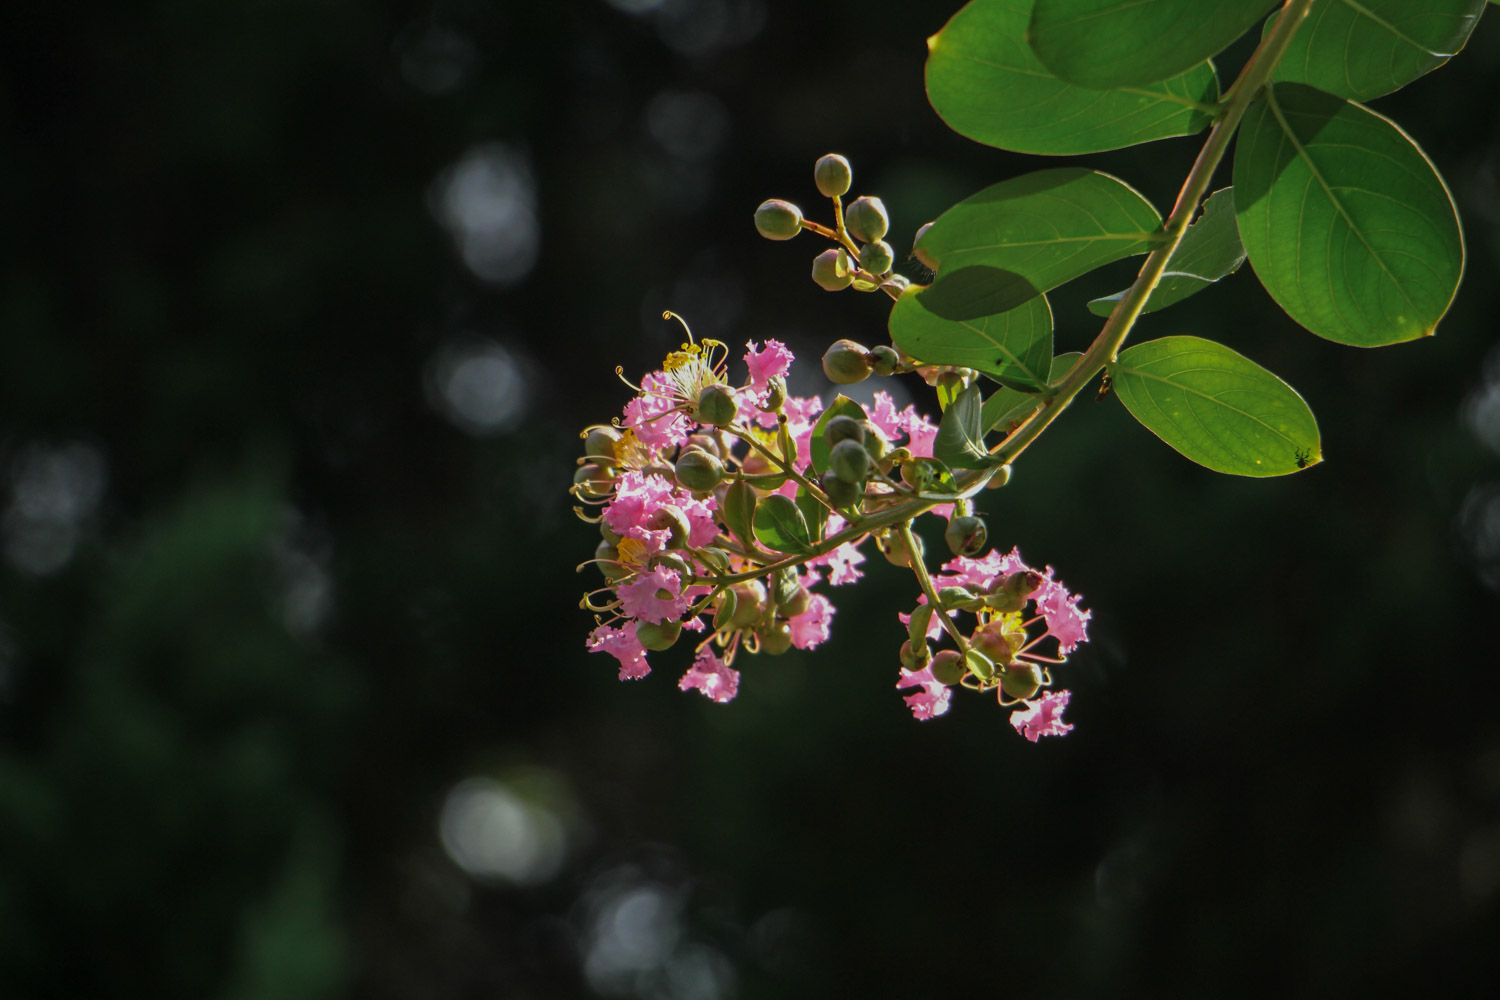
[603,472,676,536]
[744,339,794,391]
[938,546,1030,593]
[788,593,834,650]
[1010,689,1073,742]
[1036,571,1090,654]
[867,392,905,442]
[586,623,651,680]
[678,647,740,703]
[622,372,691,450]
[616,566,689,624]
[818,541,865,586]
[895,665,952,720]
[904,414,939,459]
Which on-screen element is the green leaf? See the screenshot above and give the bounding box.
[753,494,814,555]
[925,0,1220,155]
[915,168,1164,316]
[934,384,1003,471]
[1270,0,1487,102]
[889,289,1052,391]
[809,396,868,475]
[1029,0,1276,88]
[795,483,828,544]
[1088,187,1246,317]
[982,352,1081,435]
[722,479,757,548]
[1112,335,1320,477]
[1234,84,1464,346]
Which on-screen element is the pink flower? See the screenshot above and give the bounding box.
[1035,571,1090,654]
[604,472,719,556]
[1010,689,1073,742]
[743,339,794,391]
[938,547,1029,593]
[895,665,952,720]
[616,566,690,624]
[622,372,691,450]
[867,391,939,458]
[788,593,834,649]
[678,647,740,703]
[818,541,865,586]
[587,623,651,680]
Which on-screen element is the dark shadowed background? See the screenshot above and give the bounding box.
[3,1,1500,997]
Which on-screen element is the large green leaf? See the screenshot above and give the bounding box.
[981,352,1080,435]
[1234,84,1463,346]
[1271,0,1487,102]
[1112,336,1320,477]
[753,494,814,555]
[808,396,868,475]
[1028,0,1276,88]
[1088,187,1246,317]
[934,384,1003,470]
[890,290,1053,391]
[914,168,1164,317]
[925,0,1220,155]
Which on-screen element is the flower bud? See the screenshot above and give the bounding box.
[811,249,854,291]
[583,425,621,463]
[814,153,852,198]
[754,199,803,240]
[696,384,738,427]
[762,375,787,411]
[636,619,682,652]
[687,433,722,460]
[822,339,871,385]
[574,463,615,499]
[829,438,871,484]
[929,649,965,686]
[881,529,923,569]
[728,580,767,629]
[984,569,1044,613]
[824,415,865,448]
[845,196,889,243]
[899,639,930,672]
[759,621,794,655]
[780,585,811,618]
[944,515,988,557]
[676,448,725,492]
[858,240,894,276]
[912,221,938,271]
[999,663,1044,701]
[646,506,692,548]
[820,470,861,509]
[868,345,899,376]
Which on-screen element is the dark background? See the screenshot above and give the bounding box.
[3,1,1500,997]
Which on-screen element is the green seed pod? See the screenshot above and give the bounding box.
[899,639,929,672]
[845,195,889,243]
[912,221,938,271]
[814,153,852,198]
[820,470,861,509]
[1000,663,1044,701]
[824,415,865,448]
[944,515,988,557]
[762,375,787,411]
[964,648,997,682]
[829,438,871,484]
[728,580,767,629]
[811,249,854,291]
[822,339,871,385]
[713,588,739,631]
[574,463,615,499]
[696,384,738,427]
[583,425,621,463]
[595,541,630,583]
[754,198,803,240]
[646,507,692,549]
[858,240,894,276]
[929,649,965,686]
[868,345,899,376]
[676,448,725,492]
[759,621,794,655]
[637,619,682,652]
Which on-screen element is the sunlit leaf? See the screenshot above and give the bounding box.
[1112,335,1320,477]
[925,0,1220,155]
[890,290,1052,391]
[914,168,1163,317]
[1270,0,1487,102]
[809,396,869,475]
[1234,84,1463,346]
[1028,0,1276,88]
[1088,188,1246,316]
[753,494,814,555]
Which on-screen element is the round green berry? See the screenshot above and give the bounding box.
[929,649,965,686]
[829,438,871,484]
[1000,663,1044,701]
[822,339,871,385]
[824,415,865,448]
[944,515,988,557]
[868,345,899,376]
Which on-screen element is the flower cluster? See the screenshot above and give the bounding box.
[573,314,1088,738]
